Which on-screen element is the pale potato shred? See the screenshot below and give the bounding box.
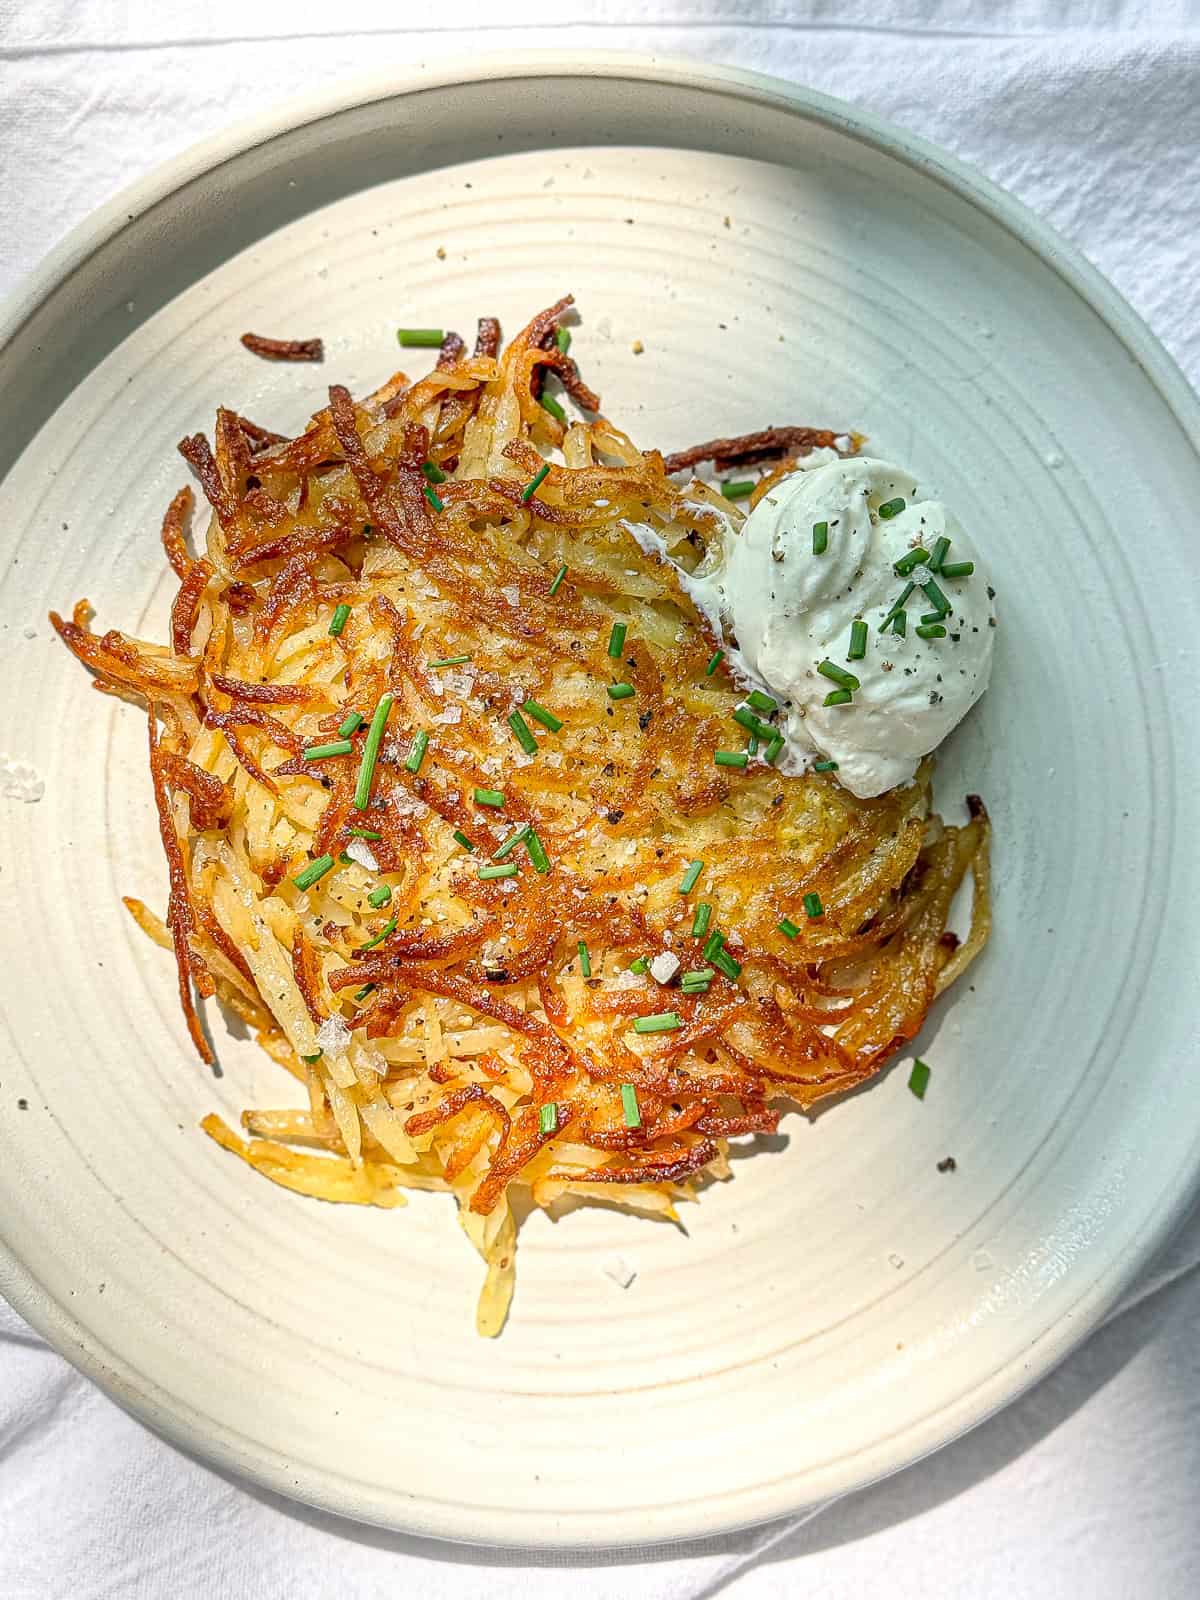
[52,297,990,1336]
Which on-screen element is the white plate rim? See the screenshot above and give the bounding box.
[2,50,1199,1547]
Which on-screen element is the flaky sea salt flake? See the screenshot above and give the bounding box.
[602,1256,637,1288]
[649,952,680,984]
[315,1014,351,1057]
[345,839,379,872]
[0,757,44,803]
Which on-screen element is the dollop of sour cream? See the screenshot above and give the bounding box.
[637,453,996,798]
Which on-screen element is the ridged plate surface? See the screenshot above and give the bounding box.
[1,58,1198,1546]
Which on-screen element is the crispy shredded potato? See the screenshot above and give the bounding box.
[52,298,991,1335]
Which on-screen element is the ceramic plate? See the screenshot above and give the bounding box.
[1,56,1198,1547]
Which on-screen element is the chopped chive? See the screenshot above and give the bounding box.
[631,1014,681,1037]
[452,829,475,852]
[746,732,758,758]
[577,940,591,978]
[812,519,829,554]
[939,560,975,579]
[422,460,448,485]
[525,830,550,874]
[629,957,649,975]
[607,621,627,658]
[353,693,393,811]
[523,700,562,732]
[703,929,725,961]
[367,884,392,908]
[681,967,714,986]
[813,759,839,771]
[358,914,397,953]
[803,892,824,919]
[825,672,857,704]
[817,660,860,691]
[608,683,635,700]
[540,391,567,424]
[881,582,916,631]
[893,548,929,577]
[338,852,354,865]
[539,1102,559,1135]
[692,901,713,939]
[711,947,742,980]
[920,611,945,626]
[823,689,853,706]
[293,854,335,892]
[423,484,445,513]
[404,730,429,773]
[301,1051,323,1064]
[892,610,908,637]
[473,788,505,808]
[396,327,445,347]
[764,733,785,764]
[428,654,471,668]
[681,980,712,996]
[747,690,777,714]
[549,563,568,596]
[878,497,906,519]
[705,649,725,676]
[908,1058,931,1099]
[349,826,382,839]
[778,917,801,939]
[493,823,531,861]
[361,524,373,539]
[478,862,519,880]
[338,711,364,737]
[521,463,551,503]
[621,1082,644,1124]
[921,577,951,617]
[508,709,538,755]
[720,480,755,500]
[847,619,868,661]
[354,984,376,1002]
[916,623,946,639]
[733,706,773,738]
[328,603,351,637]
[303,739,354,760]
[554,326,571,354]
[714,750,749,768]
[927,535,951,573]
[679,859,704,894]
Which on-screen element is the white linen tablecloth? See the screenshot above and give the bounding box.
[2,3,1199,1595]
